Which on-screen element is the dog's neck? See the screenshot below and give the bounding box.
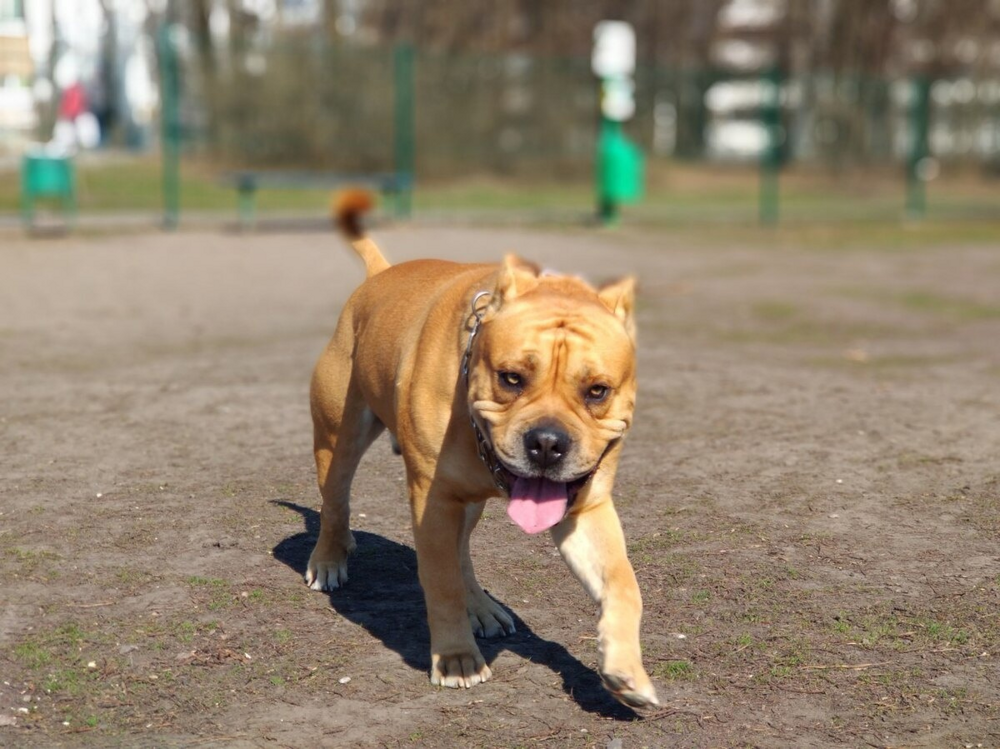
[462,292,510,494]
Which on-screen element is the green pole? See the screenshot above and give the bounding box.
[393,43,415,218]
[597,116,620,225]
[759,66,781,226]
[158,24,181,230]
[906,75,930,220]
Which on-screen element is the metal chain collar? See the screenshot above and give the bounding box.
[461,291,510,494]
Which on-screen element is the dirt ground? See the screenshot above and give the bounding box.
[1,222,999,748]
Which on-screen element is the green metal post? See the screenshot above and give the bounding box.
[906,75,931,220]
[20,163,33,229]
[598,117,620,225]
[393,43,415,218]
[759,66,782,226]
[158,24,181,230]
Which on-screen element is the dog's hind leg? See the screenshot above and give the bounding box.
[460,501,516,638]
[306,375,384,592]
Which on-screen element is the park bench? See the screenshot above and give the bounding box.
[220,171,413,229]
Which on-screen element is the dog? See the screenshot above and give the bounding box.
[305,191,658,709]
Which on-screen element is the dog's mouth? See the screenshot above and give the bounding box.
[499,468,596,535]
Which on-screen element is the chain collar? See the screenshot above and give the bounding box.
[461,291,510,494]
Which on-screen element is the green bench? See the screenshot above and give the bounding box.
[21,151,76,231]
[220,171,413,229]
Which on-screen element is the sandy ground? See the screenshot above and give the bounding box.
[1,224,999,748]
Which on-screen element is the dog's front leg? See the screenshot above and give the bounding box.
[552,498,659,709]
[411,482,491,689]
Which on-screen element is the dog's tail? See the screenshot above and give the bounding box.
[333,189,391,278]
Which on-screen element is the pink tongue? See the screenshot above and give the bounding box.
[507,476,569,534]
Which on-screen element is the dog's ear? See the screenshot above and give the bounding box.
[598,276,637,340]
[492,254,540,306]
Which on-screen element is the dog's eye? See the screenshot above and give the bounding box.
[499,371,523,389]
[586,384,610,402]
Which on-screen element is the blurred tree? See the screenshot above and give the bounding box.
[95,0,120,144]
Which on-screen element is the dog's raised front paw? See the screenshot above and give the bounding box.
[601,668,660,710]
[467,590,516,638]
[430,650,492,689]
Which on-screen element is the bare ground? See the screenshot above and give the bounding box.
[1,224,999,748]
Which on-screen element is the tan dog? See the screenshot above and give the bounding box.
[305,192,658,709]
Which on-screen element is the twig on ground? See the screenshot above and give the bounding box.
[799,662,887,671]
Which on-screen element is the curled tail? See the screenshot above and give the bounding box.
[333,189,391,278]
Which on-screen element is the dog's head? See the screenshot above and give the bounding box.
[467,255,637,534]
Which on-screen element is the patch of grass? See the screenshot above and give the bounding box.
[55,622,86,646]
[186,576,236,610]
[920,619,970,645]
[752,301,799,321]
[112,526,157,551]
[176,621,197,643]
[654,660,695,681]
[895,290,1000,321]
[691,590,711,604]
[739,608,765,624]
[43,667,88,695]
[721,318,902,347]
[6,547,61,574]
[14,640,52,669]
[115,568,157,589]
[834,609,976,652]
[186,576,228,587]
[628,530,685,565]
[935,687,970,715]
[838,284,1000,321]
[806,352,970,372]
[768,642,811,679]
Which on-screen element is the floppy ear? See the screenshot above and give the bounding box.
[598,276,637,340]
[492,254,540,307]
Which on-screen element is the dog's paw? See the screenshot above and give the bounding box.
[467,591,516,638]
[305,533,355,591]
[601,668,660,710]
[305,556,349,591]
[430,650,492,689]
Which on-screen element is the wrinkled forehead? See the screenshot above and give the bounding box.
[484,297,634,371]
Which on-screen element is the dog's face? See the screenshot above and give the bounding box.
[467,257,636,533]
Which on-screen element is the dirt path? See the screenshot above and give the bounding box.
[1,225,998,748]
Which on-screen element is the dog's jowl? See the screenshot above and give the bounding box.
[305,191,658,709]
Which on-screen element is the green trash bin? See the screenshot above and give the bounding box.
[597,118,644,223]
[21,150,76,230]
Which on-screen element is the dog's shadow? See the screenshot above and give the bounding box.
[271,501,638,719]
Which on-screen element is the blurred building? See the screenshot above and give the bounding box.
[0,0,35,150]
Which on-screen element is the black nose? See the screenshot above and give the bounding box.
[523,426,570,469]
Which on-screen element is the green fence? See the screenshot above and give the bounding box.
[14,30,999,228]
[168,33,1000,225]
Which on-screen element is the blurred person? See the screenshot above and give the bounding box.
[52,54,101,151]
